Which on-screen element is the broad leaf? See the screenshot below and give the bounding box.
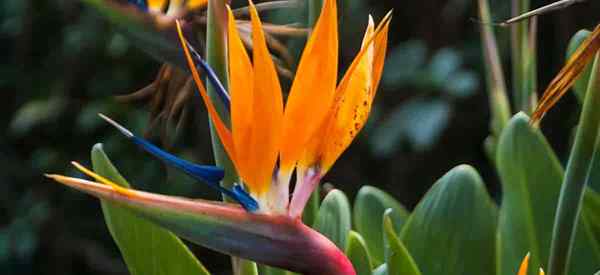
[91,144,210,275]
[496,113,600,275]
[383,210,421,275]
[400,165,497,275]
[314,189,352,249]
[354,185,409,265]
[345,231,373,275]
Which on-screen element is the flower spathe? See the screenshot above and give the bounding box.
[517,253,545,275]
[179,0,391,214]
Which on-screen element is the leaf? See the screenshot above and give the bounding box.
[566,29,594,103]
[314,189,351,249]
[302,184,320,227]
[372,264,387,275]
[399,165,497,275]
[91,144,211,275]
[345,231,373,275]
[383,210,422,275]
[82,0,189,67]
[496,113,600,275]
[353,185,409,265]
[369,98,451,156]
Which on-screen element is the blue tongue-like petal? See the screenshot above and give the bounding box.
[185,41,231,111]
[99,114,258,211]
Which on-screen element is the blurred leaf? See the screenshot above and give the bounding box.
[91,144,211,275]
[400,165,497,275]
[567,29,594,103]
[383,210,422,275]
[82,0,187,67]
[10,97,67,137]
[314,189,351,249]
[382,40,427,88]
[496,113,600,275]
[345,231,373,275]
[370,98,450,156]
[428,48,462,85]
[445,71,478,98]
[353,185,409,265]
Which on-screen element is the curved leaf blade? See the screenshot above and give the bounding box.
[91,144,211,275]
[345,231,373,275]
[314,189,352,249]
[496,113,600,275]
[383,210,421,275]
[354,185,409,265]
[399,165,497,275]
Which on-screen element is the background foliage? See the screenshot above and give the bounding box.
[2,0,600,274]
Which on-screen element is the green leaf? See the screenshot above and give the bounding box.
[91,144,211,275]
[345,231,373,275]
[257,265,291,275]
[383,210,422,275]
[566,29,593,103]
[496,113,600,275]
[400,165,497,275]
[314,189,351,249]
[354,185,409,265]
[82,0,187,67]
[372,264,387,275]
[302,184,320,227]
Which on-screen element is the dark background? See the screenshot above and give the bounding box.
[1,0,599,274]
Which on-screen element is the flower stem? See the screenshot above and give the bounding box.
[511,0,537,114]
[205,0,257,274]
[548,54,600,275]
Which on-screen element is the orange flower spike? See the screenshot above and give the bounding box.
[147,0,168,12]
[186,0,208,9]
[304,12,392,173]
[539,268,545,275]
[518,253,530,275]
[531,24,600,124]
[244,1,284,195]
[175,20,239,171]
[227,6,254,186]
[279,0,338,173]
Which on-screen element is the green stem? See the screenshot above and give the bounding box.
[511,0,536,113]
[548,54,600,275]
[205,1,257,274]
[477,0,511,137]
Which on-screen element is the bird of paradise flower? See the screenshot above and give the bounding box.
[46,0,391,274]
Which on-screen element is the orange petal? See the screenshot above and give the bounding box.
[186,0,208,9]
[531,24,600,124]
[518,253,530,275]
[67,162,133,197]
[148,0,168,12]
[227,6,254,187]
[244,0,284,194]
[175,21,239,171]
[301,13,391,173]
[279,0,338,172]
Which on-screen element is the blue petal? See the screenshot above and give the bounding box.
[99,114,258,211]
[131,137,225,183]
[186,41,231,111]
[128,0,148,11]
